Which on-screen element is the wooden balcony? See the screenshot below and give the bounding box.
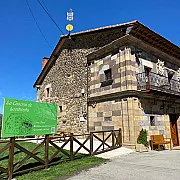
[136,72,180,96]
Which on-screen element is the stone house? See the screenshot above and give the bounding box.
[34,20,180,148]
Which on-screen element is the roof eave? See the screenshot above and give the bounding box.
[130,22,180,59]
[61,20,138,38]
[87,34,131,61]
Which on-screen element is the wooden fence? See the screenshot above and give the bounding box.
[0,129,122,180]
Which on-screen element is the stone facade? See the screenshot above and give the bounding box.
[87,36,180,147]
[34,21,180,148]
[36,29,125,134]
[89,47,137,98]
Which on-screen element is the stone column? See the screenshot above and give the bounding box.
[121,97,136,146]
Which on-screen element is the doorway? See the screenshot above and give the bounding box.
[144,67,151,89]
[169,114,179,146]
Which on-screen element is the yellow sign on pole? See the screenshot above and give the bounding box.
[66,24,73,32]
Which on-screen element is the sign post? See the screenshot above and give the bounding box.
[1,98,58,138]
[66,8,74,36]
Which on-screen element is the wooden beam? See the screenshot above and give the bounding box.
[15,143,44,164]
[0,143,9,154]
[13,140,45,172]
[8,137,15,180]
[44,135,49,169]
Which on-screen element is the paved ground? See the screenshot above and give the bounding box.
[55,138,134,158]
[29,137,180,180]
[29,137,134,158]
[67,150,180,180]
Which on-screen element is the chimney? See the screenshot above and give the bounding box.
[42,57,49,69]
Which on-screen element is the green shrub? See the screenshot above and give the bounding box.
[137,128,149,147]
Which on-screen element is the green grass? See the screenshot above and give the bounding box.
[0,141,106,180]
[16,156,105,180]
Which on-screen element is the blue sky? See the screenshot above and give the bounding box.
[0,0,180,113]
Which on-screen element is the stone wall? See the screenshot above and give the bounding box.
[38,29,125,134]
[89,47,137,98]
[89,94,180,146]
[88,97,137,146]
[88,100,122,132]
[88,43,180,146]
[137,97,180,142]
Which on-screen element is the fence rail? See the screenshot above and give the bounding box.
[0,129,122,180]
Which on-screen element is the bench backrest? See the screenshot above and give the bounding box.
[150,135,164,143]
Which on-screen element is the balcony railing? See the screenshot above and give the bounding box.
[136,72,180,95]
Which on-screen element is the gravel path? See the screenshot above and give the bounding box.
[67,150,180,180]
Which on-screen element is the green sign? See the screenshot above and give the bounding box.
[1,98,58,138]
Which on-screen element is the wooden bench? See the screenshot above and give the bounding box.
[150,135,172,151]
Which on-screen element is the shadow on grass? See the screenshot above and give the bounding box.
[0,142,88,179]
[0,150,22,161]
[13,153,87,174]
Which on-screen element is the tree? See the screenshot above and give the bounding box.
[137,128,149,147]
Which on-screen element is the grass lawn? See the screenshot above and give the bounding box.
[16,156,105,180]
[0,140,106,180]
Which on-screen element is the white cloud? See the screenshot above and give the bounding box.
[21,90,36,101]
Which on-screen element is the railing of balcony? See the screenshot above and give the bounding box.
[136,72,180,94]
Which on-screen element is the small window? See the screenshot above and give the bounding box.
[59,106,62,112]
[150,116,155,126]
[104,69,112,80]
[45,88,50,98]
[104,117,112,121]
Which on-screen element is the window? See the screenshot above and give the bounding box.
[104,69,112,80]
[168,72,174,83]
[144,67,151,85]
[101,68,113,87]
[59,106,62,112]
[150,116,155,126]
[45,88,50,98]
[104,117,112,121]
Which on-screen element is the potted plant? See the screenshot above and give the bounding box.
[136,128,149,152]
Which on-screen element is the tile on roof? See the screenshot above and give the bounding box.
[61,20,138,37]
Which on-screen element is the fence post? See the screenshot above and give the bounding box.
[102,131,105,151]
[8,137,15,180]
[45,135,49,169]
[90,132,93,155]
[112,130,115,148]
[70,133,74,161]
[118,128,122,147]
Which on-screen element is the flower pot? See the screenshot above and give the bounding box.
[136,143,149,152]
